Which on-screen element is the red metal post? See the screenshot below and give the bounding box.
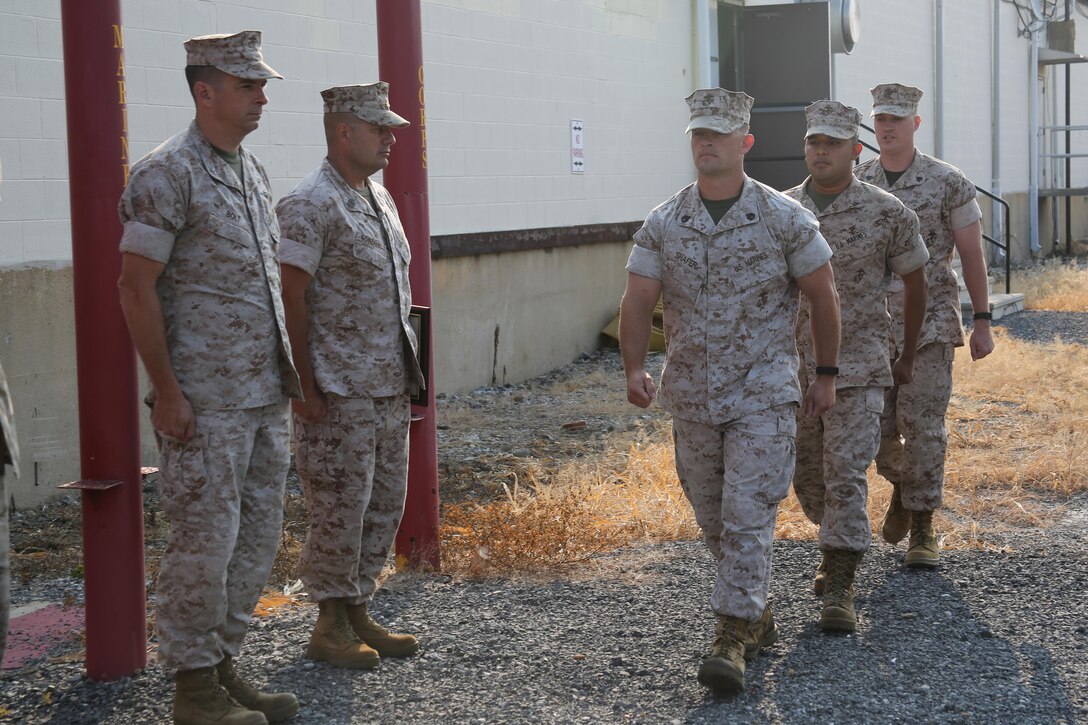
[377,0,441,569]
[59,2,147,678]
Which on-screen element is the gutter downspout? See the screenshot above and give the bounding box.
[992,0,1004,261]
[695,0,712,89]
[1051,48,1061,252]
[1029,0,1044,254]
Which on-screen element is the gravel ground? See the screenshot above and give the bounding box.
[4,517,1087,724]
[993,309,1088,346]
[3,309,1087,724]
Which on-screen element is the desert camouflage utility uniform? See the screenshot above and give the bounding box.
[627,177,832,621]
[855,152,981,511]
[277,159,421,605]
[119,120,300,670]
[785,177,928,551]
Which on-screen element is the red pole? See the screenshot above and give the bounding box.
[377,0,441,569]
[59,1,147,678]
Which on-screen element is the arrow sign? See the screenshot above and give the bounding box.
[570,119,585,174]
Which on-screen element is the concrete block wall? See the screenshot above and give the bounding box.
[993,1,1033,193]
[2,0,696,258]
[834,1,937,158]
[0,2,68,267]
[940,0,998,186]
[832,1,1056,199]
[423,0,694,234]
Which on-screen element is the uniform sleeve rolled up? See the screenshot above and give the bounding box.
[626,217,663,280]
[278,238,322,276]
[119,220,176,264]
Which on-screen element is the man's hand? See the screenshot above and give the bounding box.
[152,389,196,442]
[892,353,916,385]
[619,272,662,410]
[969,321,995,361]
[626,370,657,408]
[803,376,836,418]
[292,388,328,422]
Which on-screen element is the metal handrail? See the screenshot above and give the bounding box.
[857,124,1011,294]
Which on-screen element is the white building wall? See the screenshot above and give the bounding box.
[1,0,696,268]
[833,1,937,158]
[0,2,69,266]
[5,0,1085,266]
[995,0,1034,193]
[423,0,694,234]
[940,0,995,185]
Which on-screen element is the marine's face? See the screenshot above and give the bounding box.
[346,119,397,177]
[873,113,920,156]
[209,75,269,137]
[690,127,753,178]
[804,134,860,191]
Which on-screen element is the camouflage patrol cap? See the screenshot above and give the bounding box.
[321,83,410,128]
[869,83,924,117]
[804,100,862,140]
[184,30,282,80]
[685,88,754,135]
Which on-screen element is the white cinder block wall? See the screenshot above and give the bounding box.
[2,0,695,264]
[423,0,694,234]
[0,3,69,265]
[5,0,1087,267]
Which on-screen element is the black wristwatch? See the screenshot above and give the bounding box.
[973,311,992,321]
[815,366,839,376]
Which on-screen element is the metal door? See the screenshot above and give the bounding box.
[718,2,832,190]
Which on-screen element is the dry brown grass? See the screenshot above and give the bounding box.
[440,422,701,576]
[440,327,1088,576]
[1004,258,1088,311]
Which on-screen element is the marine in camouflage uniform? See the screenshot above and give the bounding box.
[117,31,300,725]
[620,88,841,693]
[278,84,423,669]
[785,101,929,632]
[0,360,18,666]
[854,83,994,569]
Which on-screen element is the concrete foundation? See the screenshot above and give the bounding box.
[430,241,632,392]
[1,262,78,508]
[982,192,1088,264]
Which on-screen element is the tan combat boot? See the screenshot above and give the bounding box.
[697,615,753,693]
[306,599,380,669]
[905,509,940,568]
[821,550,862,633]
[346,602,420,657]
[813,552,828,596]
[173,666,267,725]
[743,605,779,661]
[216,656,299,724]
[881,482,911,544]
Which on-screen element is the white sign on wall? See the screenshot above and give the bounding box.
[570,119,585,174]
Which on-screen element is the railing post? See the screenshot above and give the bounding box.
[59,1,147,679]
[376,0,441,570]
